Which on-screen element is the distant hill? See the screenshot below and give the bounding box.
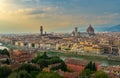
[95,24,120,32]
[107,24,120,32]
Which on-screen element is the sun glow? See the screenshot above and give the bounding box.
[0,0,7,12]
[0,0,12,21]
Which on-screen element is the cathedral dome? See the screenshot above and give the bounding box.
[87,24,94,33]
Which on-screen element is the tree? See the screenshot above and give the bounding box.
[8,70,31,78]
[7,72,17,78]
[40,52,49,59]
[32,52,49,63]
[33,52,67,71]
[92,62,97,71]
[17,70,31,78]
[81,61,97,78]
[37,59,48,69]
[0,66,12,78]
[94,71,108,78]
[85,61,97,71]
[79,69,93,78]
[37,72,63,78]
[30,71,39,78]
[17,64,39,73]
[4,59,10,64]
[1,49,10,57]
[0,50,2,54]
[32,53,41,63]
[0,49,10,57]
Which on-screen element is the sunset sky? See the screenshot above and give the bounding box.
[0,0,120,33]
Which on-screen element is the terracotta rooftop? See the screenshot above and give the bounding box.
[65,59,87,66]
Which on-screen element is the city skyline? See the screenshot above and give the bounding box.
[0,0,120,33]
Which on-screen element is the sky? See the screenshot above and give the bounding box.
[0,0,120,33]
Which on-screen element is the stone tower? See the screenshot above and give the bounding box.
[40,26,43,36]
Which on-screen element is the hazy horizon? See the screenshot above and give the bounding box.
[0,0,120,33]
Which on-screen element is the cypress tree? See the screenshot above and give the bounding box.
[92,62,97,71]
[85,61,97,71]
[89,61,92,71]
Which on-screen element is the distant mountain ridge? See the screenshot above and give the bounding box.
[95,24,120,32]
[107,24,120,32]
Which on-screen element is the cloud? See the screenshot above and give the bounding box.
[26,9,45,15]
[0,0,120,33]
